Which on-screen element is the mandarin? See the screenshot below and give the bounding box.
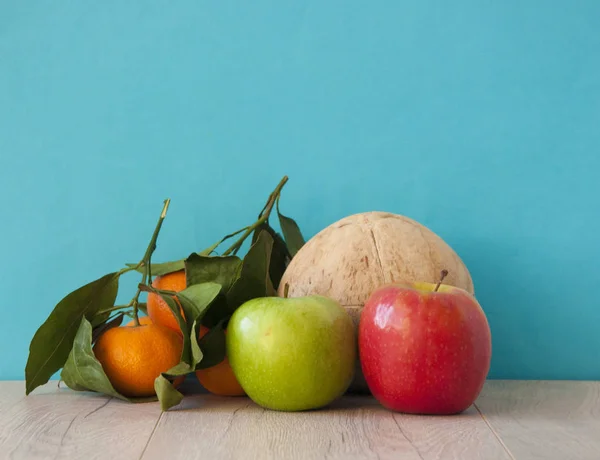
[147,270,187,335]
[93,323,183,397]
[195,326,245,396]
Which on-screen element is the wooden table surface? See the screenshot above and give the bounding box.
[1,380,598,460]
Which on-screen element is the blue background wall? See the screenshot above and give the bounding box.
[1,1,599,380]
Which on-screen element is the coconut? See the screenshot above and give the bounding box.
[277,211,474,393]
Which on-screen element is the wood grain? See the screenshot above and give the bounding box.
[392,406,512,460]
[2,381,600,460]
[476,380,600,460]
[0,381,30,414]
[142,394,509,460]
[0,382,162,460]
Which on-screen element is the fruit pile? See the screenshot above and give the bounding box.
[25,176,492,414]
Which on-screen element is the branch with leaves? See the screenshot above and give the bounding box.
[24,176,305,410]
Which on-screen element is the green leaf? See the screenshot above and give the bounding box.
[277,197,305,257]
[60,317,156,403]
[195,321,227,370]
[154,361,195,411]
[61,379,88,392]
[157,293,191,365]
[126,260,185,277]
[227,230,275,310]
[175,282,222,368]
[127,246,243,278]
[89,310,111,328]
[125,224,249,278]
[253,223,290,290]
[176,282,222,323]
[25,272,120,395]
[91,313,124,344]
[185,254,242,293]
[163,361,194,376]
[269,231,291,290]
[183,253,243,329]
[198,295,230,329]
[60,317,128,400]
[190,319,203,367]
[154,375,184,411]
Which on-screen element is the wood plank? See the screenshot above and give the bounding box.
[0,382,162,460]
[476,380,600,460]
[141,395,421,460]
[0,381,31,414]
[5,380,599,459]
[392,406,512,460]
[142,394,509,460]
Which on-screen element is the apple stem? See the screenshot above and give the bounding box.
[283,283,290,298]
[433,269,449,292]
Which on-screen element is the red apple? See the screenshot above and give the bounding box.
[358,271,492,415]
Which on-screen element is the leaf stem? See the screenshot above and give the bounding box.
[222,176,289,256]
[96,305,130,315]
[130,199,171,325]
[137,284,178,297]
[201,225,251,256]
[117,265,138,276]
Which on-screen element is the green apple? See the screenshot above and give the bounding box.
[226,295,356,411]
